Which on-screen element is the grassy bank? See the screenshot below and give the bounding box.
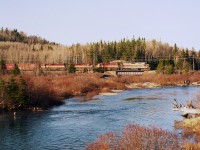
[174,92,200,150]
[1,73,200,111]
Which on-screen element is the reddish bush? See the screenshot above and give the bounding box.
[22,74,125,103]
[87,124,184,150]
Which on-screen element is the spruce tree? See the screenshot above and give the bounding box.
[13,63,20,75]
[0,59,6,75]
[0,78,5,99]
[68,64,76,73]
[156,60,165,73]
[7,76,18,103]
[17,76,27,107]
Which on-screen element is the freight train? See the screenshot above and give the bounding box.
[4,61,150,73]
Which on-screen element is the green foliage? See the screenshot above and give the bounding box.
[165,65,174,74]
[175,59,183,70]
[94,67,105,73]
[183,62,191,73]
[68,64,76,73]
[0,78,5,97]
[157,60,174,74]
[0,76,29,110]
[0,59,6,75]
[7,76,18,102]
[13,63,20,75]
[17,76,28,106]
[0,28,49,44]
[172,43,178,56]
[86,37,147,63]
[156,60,165,73]
[148,60,159,70]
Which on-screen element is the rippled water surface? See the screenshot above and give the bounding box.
[0,86,200,150]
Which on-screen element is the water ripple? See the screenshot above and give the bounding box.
[0,86,200,150]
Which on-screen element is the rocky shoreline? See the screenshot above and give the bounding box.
[125,82,200,89]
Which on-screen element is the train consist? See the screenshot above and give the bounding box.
[5,61,150,74]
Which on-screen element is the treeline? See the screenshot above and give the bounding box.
[0,27,52,44]
[0,75,63,111]
[88,39,200,72]
[0,28,200,73]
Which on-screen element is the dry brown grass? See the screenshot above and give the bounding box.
[86,124,183,150]
[116,74,200,86]
[23,73,125,101]
[175,117,200,149]
[182,117,200,135]
[184,143,200,150]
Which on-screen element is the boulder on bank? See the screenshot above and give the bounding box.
[126,82,161,89]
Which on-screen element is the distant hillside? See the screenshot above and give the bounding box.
[0,27,52,44]
[0,28,200,72]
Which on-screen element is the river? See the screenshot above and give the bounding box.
[0,86,200,150]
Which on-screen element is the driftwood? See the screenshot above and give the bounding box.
[173,99,200,118]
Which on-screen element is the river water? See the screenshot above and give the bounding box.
[0,86,200,150]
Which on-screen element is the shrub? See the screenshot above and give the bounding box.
[68,64,76,73]
[165,65,174,74]
[94,67,105,73]
[87,124,183,150]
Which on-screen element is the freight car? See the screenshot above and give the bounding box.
[41,64,66,71]
[74,64,92,72]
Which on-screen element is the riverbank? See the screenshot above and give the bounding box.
[1,73,200,111]
[27,73,200,104]
[174,117,200,149]
[26,73,200,101]
[173,91,200,149]
[118,73,200,88]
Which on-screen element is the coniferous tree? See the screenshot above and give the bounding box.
[17,76,28,107]
[0,59,6,75]
[165,65,174,74]
[68,64,76,73]
[7,76,18,104]
[156,60,165,73]
[172,43,178,56]
[0,78,6,109]
[13,63,20,75]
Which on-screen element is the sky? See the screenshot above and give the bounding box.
[1,0,200,50]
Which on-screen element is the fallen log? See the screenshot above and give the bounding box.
[180,107,200,118]
[173,99,200,118]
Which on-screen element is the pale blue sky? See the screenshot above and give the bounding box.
[1,0,200,50]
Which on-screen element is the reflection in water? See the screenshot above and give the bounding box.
[0,86,199,150]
